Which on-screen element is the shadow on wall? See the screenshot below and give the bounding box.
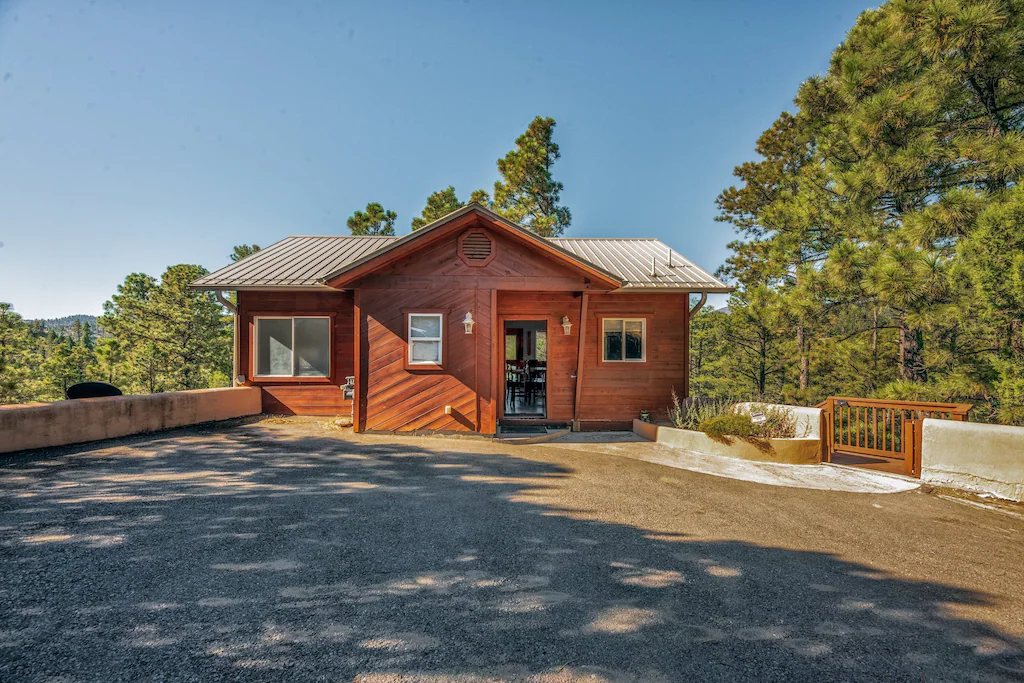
[0,424,1022,681]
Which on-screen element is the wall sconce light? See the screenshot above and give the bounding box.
[561,315,572,335]
[463,312,475,334]
[235,374,246,385]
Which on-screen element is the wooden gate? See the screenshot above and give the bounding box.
[820,397,972,477]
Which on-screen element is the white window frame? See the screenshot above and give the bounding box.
[407,312,444,366]
[601,317,647,363]
[253,315,332,378]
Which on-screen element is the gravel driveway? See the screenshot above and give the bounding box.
[1,418,1022,682]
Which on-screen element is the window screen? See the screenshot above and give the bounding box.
[408,313,443,365]
[255,317,330,377]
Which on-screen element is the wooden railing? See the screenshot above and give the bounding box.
[821,397,972,477]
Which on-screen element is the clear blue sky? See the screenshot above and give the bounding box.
[0,0,873,319]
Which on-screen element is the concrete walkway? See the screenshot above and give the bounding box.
[546,432,920,494]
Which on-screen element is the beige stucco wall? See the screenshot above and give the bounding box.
[734,402,823,439]
[0,387,262,454]
[921,418,1024,502]
[633,419,822,465]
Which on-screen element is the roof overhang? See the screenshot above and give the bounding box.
[607,286,736,294]
[189,284,337,292]
[320,204,623,290]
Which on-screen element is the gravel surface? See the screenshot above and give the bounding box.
[1,418,1022,682]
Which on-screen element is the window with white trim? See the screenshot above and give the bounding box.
[254,316,331,377]
[408,313,443,365]
[602,318,646,362]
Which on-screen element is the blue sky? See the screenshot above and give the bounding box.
[0,0,872,318]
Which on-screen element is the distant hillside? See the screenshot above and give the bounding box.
[33,314,100,334]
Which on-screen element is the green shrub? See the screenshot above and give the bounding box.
[699,413,754,440]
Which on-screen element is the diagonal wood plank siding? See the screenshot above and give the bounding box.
[358,287,488,432]
[354,224,597,433]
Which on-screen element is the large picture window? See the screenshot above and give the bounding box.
[602,318,646,362]
[408,313,443,366]
[254,316,331,377]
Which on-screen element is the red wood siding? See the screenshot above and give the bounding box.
[355,227,595,291]
[575,292,690,429]
[351,225,599,434]
[235,223,694,430]
[237,290,353,415]
[357,287,492,432]
[495,291,582,423]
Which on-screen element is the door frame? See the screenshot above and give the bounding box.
[497,315,552,421]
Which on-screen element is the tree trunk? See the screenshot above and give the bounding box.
[797,324,809,391]
[758,337,767,396]
[869,308,879,390]
[899,325,926,383]
[1012,320,1024,357]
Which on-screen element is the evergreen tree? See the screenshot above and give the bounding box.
[91,337,123,386]
[347,202,397,236]
[230,244,261,262]
[411,186,464,230]
[100,266,230,393]
[468,189,491,207]
[704,0,1024,422]
[493,116,571,237]
[0,303,39,403]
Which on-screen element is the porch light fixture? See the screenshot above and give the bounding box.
[235,374,246,385]
[561,315,572,335]
[463,312,475,334]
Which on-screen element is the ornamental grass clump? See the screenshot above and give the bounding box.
[668,390,733,431]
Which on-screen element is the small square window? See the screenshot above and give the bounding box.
[602,318,646,362]
[408,313,443,366]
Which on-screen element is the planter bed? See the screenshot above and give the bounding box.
[633,419,823,465]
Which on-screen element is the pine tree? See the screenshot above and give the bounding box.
[705,0,1024,422]
[100,266,230,393]
[347,203,397,236]
[0,303,38,403]
[411,186,464,230]
[230,244,261,262]
[493,117,571,237]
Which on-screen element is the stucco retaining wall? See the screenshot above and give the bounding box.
[633,419,822,465]
[733,402,823,439]
[921,418,1024,502]
[0,387,262,454]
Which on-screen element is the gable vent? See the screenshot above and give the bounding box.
[458,231,495,266]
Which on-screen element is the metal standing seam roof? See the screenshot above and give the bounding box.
[191,235,731,292]
[549,238,728,291]
[191,236,398,289]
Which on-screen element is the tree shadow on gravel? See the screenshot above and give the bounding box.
[0,422,1022,682]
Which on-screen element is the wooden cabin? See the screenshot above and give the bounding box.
[191,205,730,433]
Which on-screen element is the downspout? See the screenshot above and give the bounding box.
[689,292,707,316]
[214,291,239,386]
